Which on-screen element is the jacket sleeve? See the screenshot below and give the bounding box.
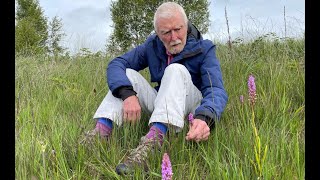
[106,41,149,98]
[194,42,228,124]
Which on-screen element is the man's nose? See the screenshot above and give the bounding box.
[171,30,178,40]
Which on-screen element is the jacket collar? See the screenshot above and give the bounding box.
[154,36,203,63]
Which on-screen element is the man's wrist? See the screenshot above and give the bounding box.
[118,86,137,100]
[194,114,214,127]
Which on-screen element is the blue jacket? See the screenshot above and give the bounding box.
[106,34,228,124]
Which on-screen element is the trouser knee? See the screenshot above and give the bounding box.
[125,68,140,83]
[164,64,190,78]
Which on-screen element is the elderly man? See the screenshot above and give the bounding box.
[83,1,228,175]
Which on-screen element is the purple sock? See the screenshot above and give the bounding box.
[146,126,164,145]
[95,121,112,137]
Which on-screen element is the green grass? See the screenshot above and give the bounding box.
[15,37,305,179]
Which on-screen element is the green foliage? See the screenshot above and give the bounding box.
[15,37,304,179]
[15,0,49,56]
[15,17,47,56]
[47,15,67,58]
[174,0,210,33]
[107,0,210,54]
[74,48,106,59]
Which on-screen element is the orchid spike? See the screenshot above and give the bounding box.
[248,74,257,106]
[188,113,194,124]
[161,153,173,180]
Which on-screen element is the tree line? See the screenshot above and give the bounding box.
[15,0,66,57]
[15,0,210,57]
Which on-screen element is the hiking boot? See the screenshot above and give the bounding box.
[79,122,112,145]
[115,134,163,175]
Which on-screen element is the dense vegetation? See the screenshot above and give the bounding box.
[15,35,305,179]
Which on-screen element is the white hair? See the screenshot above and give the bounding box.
[153,2,188,32]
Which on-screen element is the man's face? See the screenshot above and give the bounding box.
[156,13,188,55]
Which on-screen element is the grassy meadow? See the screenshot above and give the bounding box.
[15,35,305,179]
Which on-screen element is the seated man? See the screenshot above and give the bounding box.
[82,1,228,175]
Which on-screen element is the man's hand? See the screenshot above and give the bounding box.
[185,119,210,142]
[123,95,141,123]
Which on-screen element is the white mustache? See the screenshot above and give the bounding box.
[170,40,181,46]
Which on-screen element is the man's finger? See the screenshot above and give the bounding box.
[196,131,210,141]
[191,126,207,141]
[186,129,194,140]
[202,131,210,139]
[136,111,141,121]
[188,122,198,134]
[123,112,128,122]
[188,129,200,140]
[129,111,134,120]
[128,112,137,123]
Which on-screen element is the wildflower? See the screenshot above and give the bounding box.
[51,149,56,156]
[38,140,47,153]
[188,113,194,124]
[248,75,257,106]
[161,153,173,180]
[240,95,244,104]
